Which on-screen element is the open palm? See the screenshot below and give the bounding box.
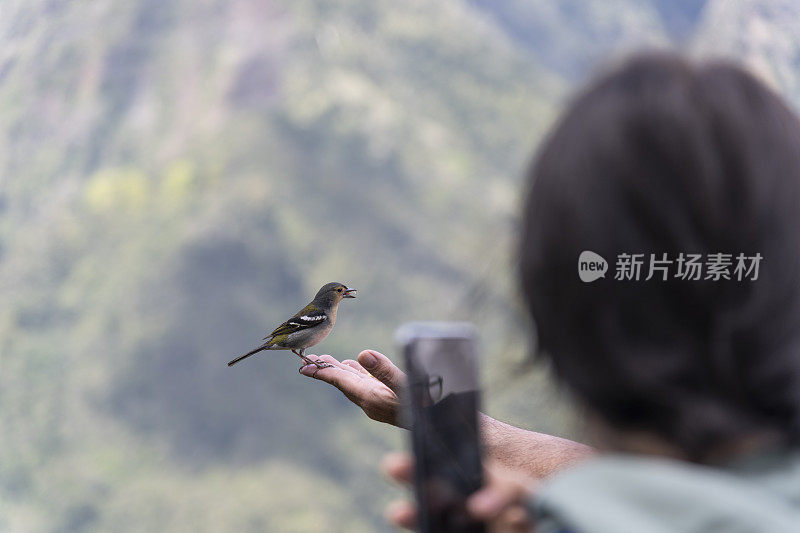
[300,349,406,427]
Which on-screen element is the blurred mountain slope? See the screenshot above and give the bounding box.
[693,0,800,108]
[468,0,710,81]
[0,0,560,530]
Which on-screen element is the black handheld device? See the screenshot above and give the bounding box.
[396,322,484,533]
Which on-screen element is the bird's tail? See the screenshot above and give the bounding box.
[227,339,274,367]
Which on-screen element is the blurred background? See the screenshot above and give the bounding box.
[1,0,798,530]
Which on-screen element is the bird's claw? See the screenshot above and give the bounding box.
[298,360,333,377]
[310,361,333,377]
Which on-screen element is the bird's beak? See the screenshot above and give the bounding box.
[344,288,357,298]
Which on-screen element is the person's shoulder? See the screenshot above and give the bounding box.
[530,451,800,533]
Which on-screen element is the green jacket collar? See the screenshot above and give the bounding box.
[533,450,800,533]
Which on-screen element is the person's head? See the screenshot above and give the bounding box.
[519,52,800,462]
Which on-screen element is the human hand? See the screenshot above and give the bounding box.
[300,350,406,427]
[382,452,537,532]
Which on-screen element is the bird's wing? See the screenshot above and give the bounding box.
[263,303,327,339]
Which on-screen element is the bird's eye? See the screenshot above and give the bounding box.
[337,288,342,293]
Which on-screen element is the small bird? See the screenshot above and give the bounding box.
[227,282,356,374]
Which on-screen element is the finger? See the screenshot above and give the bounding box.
[381,452,414,484]
[342,359,371,376]
[308,354,343,367]
[337,362,364,377]
[298,354,343,377]
[385,500,417,530]
[316,354,361,375]
[358,350,406,391]
[468,481,525,520]
[301,354,356,376]
[498,505,531,530]
[468,487,508,519]
[299,358,366,396]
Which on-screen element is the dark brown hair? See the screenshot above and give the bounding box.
[519,53,800,461]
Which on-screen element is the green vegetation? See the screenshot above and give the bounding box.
[0,0,797,530]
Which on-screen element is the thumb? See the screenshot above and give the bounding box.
[357,350,406,391]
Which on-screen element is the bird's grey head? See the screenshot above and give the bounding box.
[313,282,357,307]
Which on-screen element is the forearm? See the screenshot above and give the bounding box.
[300,350,595,479]
[480,414,595,479]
